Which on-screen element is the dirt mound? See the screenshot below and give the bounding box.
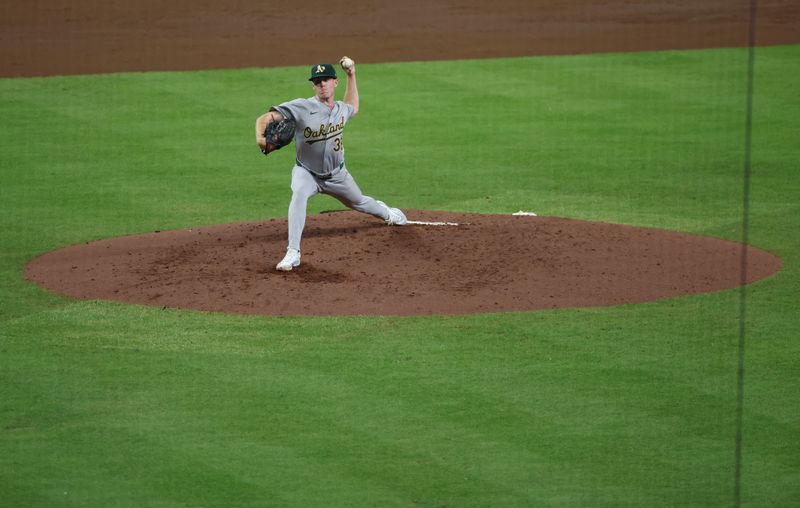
[25,211,782,316]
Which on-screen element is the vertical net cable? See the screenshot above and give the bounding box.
[735,0,759,506]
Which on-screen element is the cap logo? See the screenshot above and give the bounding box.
[316,65,325,73]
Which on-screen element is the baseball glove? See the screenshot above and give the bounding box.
[262,118,296,155]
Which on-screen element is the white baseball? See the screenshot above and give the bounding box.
[340,57,354,70]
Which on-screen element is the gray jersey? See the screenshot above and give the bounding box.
[271,97,355,178]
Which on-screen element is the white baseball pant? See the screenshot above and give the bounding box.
[286,165,388,251]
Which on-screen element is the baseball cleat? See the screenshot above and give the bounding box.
[276,248,301,271]
[377,200,407,226]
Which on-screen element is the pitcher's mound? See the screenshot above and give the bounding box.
[25,211,781,316]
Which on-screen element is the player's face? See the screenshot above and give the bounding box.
[312,77,337,100]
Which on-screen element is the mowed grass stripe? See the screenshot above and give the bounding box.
[1,45,799,506]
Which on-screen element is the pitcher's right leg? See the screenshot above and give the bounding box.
[322,168,406,225]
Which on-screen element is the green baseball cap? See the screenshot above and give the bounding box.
[309,63,337,81]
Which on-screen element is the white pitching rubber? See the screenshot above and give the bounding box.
[406,220,460,226]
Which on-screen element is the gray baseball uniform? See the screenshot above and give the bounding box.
[271,97,389,251]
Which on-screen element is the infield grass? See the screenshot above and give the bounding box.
[1,45,799,506]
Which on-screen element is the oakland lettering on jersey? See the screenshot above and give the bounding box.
[304,117,345,144]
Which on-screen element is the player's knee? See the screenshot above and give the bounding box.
[290,193,312,209]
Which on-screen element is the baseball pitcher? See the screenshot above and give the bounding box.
[256,57,406,271]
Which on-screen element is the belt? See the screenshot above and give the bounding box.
[298,159,344,180]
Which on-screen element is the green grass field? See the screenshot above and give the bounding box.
[1,45,798,506]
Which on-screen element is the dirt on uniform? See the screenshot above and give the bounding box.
[14,0,794,315]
